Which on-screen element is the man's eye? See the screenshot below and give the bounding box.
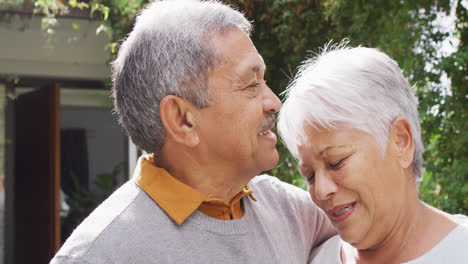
[247,79,266,89]
[247,82,261,89]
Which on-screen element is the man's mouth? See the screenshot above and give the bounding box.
[258,115,276,136]
[258,130,273,136]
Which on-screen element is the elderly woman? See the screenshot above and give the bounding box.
[278,46,468,263]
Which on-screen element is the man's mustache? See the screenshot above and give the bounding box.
[258,114,276,133]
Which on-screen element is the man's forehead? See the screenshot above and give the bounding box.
[210,39,265,79]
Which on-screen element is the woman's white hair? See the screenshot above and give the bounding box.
[277,42,424,184]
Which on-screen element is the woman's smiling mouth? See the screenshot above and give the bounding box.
[329,202,357,224]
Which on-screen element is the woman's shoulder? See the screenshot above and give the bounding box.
[448,214,468,240]
[451,214,468,237]
[405,214,468,264]
[309,235,342,264]
[451,214,468,225]
[445,213,468,236]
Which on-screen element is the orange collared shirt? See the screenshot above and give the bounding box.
[134,155,256,224]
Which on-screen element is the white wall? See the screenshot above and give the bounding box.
[60,106,126,190]
[0,16,110,80]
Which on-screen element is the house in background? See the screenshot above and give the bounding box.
[0,5,138,264]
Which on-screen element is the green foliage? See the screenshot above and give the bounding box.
[0,0,24,9]
[7,0,466,213]
[86,0,149,53]
[269,129,307,190]
[418,1,468,214]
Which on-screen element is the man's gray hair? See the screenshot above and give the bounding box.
[112,0,251,154]
[278,43,424,184]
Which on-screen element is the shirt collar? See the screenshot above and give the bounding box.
[133,155,255,224]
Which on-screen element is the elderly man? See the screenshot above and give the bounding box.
[50,1,334,263]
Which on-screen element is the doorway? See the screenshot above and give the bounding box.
[3,79,127,264]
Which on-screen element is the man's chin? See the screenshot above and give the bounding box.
[257,151,280,174]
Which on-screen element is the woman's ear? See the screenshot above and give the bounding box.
[159,95,200,147]
[390,117,415,169]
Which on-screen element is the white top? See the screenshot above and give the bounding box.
[309,215,468,264]
[309,234,342,264]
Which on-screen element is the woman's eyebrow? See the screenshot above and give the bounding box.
[319,145,349,157]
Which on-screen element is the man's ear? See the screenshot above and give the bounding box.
[390,117,415,169]
[159,95,200,147]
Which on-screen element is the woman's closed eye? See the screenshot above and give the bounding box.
[328,157,348,169]
[307,171,315,183]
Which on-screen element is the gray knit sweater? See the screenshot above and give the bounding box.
[51,175,335,264]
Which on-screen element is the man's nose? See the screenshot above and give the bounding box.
[263,85,281,113]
